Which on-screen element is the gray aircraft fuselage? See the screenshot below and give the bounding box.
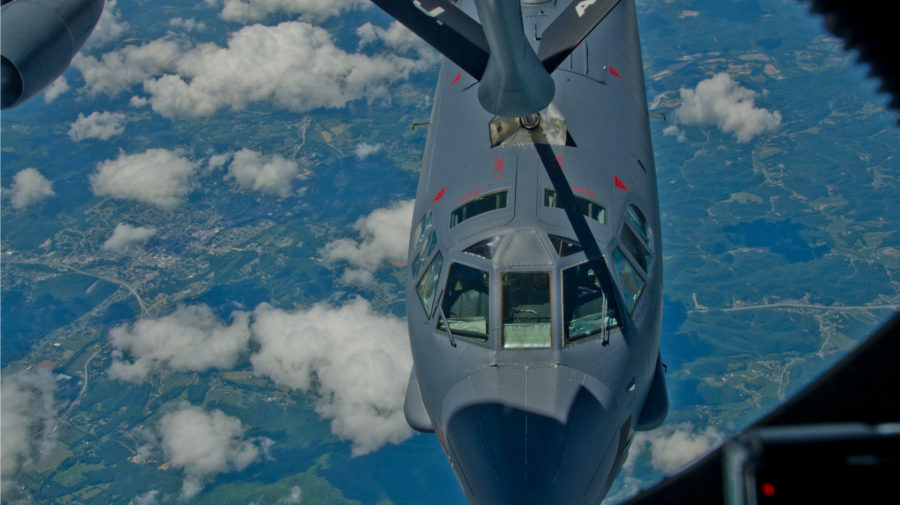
[401,1,667,504]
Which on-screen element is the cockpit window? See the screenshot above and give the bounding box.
[563,259,621,342]
[502,272,552,348]
[549,235,585,257]
[613,248,645,313]
[620,224,651,273]
[450,191,508,228]
[411,210,433,254]
[410,210,435,278]
[437,263,489,341]
[463,235,502,260]
[626,205,651,245]
[416,252,442,318]
[544,189,606,223]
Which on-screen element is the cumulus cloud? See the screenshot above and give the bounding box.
[673,72,781,142]
[169,17,207,31]
[630,423,724,473]
[157,404,270,499]
[226,149,302,197]
[44,76,70,103]
[208,0,368,23]
[276,486,303,504]
[208,153,232,171]
[90,148,197,209]
[251,298,412,455]
[77,22,434,118]
[102,223,158,253]
[68,111,128,141]
[354,142,382,160]
[663,124,686,143]
[1,368,59,493]
[320,200,413,284]
[357,21,439,67]
[74,38,186,96]
[134,490,160,505]
[86,0,129,48]
[107,305,251,382]
[4,168,55,209]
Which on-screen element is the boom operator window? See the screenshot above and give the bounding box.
[450,191,508,228]
[563,259,622,343]
[437,263,490,342]
[502,272,552,349]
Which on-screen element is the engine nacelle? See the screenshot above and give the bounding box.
[1,0,105,109]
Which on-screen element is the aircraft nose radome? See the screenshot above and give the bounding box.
[442,366,620,505]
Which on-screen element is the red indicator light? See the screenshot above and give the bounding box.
[451,73,461,85]
[761,482,776,497]
[614,176,628,191]
[433,187,445,202]
[609,66,621,78]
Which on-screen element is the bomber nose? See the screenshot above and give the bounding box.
[441,365,621,505]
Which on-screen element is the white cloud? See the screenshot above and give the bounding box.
[169,17,207,31]
[44,76,70,103]
[354,142,382,160]
[320,199,413,282]
[68,111,128,141]
[157,404,270,499]
[134,490,160,505]
[226,149,301,197]
[339,268,376,286]
[663,124,686,143]
[74,22,433,118]
[86,0,129,48]
[208,153,232,171]
[250,298,412,455]
[276,487,302,504]
[209,0,368,23]
[5,168,55,209]
[357,21,434,57]
[73,38,186,96]
[674,72,781,142]
[102,223,158,253]
[144,22,432,118]
[0,368,59,494]
[107,304,251,382]
[90,148,197,209]
[629,423,724,473]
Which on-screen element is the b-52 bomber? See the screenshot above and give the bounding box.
[372,1,669,503]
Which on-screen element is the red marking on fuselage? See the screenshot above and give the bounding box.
[458,188,485,204]
[614,176,628,191]
[451,73,462,85]
[609,66,621,78]
[493,155,505,178]
[433,187,445,202]
[555,154,564,170]
[571,185,597,199]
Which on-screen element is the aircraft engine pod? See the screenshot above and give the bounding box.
[0,0,105,109]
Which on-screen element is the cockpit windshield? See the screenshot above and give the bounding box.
[502,272,552,348]
[437,263,490,342]
[563,259,621,342]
